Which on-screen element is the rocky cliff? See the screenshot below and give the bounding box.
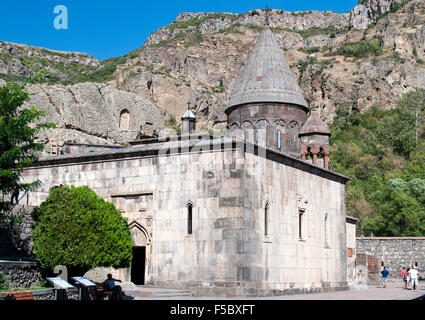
[0,41,100,83]
[1,0,424,147]
[109,0,425,128]
[20,82,163,155]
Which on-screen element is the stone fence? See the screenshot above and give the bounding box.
[0,259,44,288]
[356,237,425,279]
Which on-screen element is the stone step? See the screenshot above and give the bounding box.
[127,287,194,297]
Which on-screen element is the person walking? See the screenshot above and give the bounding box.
[406,267,411,289]
[10,185,19,205]
[409,266,419,291]
[381,266,389,288]
[401,267,407,289]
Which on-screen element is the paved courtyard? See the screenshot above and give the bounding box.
[129,280,425,300]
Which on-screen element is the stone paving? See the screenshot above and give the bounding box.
[130,280,425,300]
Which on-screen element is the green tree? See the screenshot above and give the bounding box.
[377,89,425,157]
[329,93,425,236]
[31,185,133,274]
[361,178,425,236]
[0,72,55,220]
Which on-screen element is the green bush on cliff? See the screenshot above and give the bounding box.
[330,89,425,236]
[31,185,133,274]
[336,38,383,58]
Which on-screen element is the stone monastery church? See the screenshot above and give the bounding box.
[21,26,351,296]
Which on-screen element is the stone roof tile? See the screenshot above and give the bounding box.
[299,109,331,136]
[227,28,308,112]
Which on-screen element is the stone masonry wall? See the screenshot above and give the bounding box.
[21,140,349,296]
[0,205,35,257]
[238,150,348,295]
[22,144,248,294]
[356,238,425,279]
[0,260,44,288]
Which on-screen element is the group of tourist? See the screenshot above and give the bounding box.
[380,266,421,291]
[401,267,420,291]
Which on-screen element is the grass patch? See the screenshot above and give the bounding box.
[0,286,50,293]
[0,52,14,64]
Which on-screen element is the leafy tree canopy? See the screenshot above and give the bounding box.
[0,70,55,220]
[31,185,133,273]
[330,89,425,236]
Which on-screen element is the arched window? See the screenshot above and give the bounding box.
[241,121,254,142]
[277,129,281,149]
[256,120,269,146]
[120,109,131,131]
[264,203,269,236]
[187,203,193,235]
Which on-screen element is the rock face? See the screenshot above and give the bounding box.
[348,0,408,29]
[25,82,164,155]
[1,0,425,137]
[0,41,99,82]
[109,0,425,127]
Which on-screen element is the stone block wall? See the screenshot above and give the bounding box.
[21,139,349,296]
[356,237,425,279]
[0,260,44,288]
[238,150,348,295]
[22,144,249,293]
[0,205,35,257]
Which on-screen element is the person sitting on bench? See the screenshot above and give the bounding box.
[103,274,126,299]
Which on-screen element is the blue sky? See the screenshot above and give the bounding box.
[1,1,358,61]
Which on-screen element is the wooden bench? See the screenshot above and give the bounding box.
[95,284,117,300]
[5,291,33,300]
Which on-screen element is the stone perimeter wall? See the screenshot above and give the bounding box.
[0,260,44,288]
[356,238,425,279]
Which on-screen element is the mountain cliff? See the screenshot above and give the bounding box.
[1,0,424,144]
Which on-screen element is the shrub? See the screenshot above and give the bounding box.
[298,47,321,54]
[336,39,383,58]
[31,185,133,274]
[0,272,9,290]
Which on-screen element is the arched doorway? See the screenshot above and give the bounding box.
[129,222,150,285]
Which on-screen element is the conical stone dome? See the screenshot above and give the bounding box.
[299,109,331,136]
[226,27,308,113]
